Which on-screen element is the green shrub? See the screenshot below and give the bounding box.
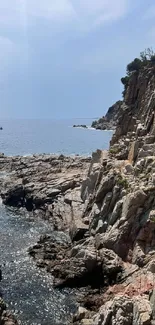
[121,48,155,98]
[127,58,142,74]
[117,176,129,189]
[121,76,130,86]
[109,147,120,154]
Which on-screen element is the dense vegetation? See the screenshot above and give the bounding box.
[121,48,155,97]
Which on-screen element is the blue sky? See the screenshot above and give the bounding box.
[0,0,155,119]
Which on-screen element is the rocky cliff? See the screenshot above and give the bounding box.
[91,100,122,130]
[2,62,155,324]
[54,63,155,323]
[71,63,155,324]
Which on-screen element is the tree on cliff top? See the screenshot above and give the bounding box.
[126,48,155,75]
[121,48,155,98]
[126,58,142,74]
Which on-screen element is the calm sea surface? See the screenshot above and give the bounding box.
[0,119,113,156]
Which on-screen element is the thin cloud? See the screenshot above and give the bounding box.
[0,0,130,29]
[72,0,130,27]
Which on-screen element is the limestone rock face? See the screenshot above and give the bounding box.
[70,65,155,323]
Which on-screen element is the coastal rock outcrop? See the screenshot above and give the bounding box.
[0,154,91,231]
[91,100,122,130]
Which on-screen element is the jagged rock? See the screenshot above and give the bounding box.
[109,199,123,225]
[98,190,147,259]
[69,220,89,241]
[95,219,108,234]
[93,296,133,325]
[123,163,134,174]
[99,248,123,277]
[81,150,107,202]
[0,154,91,230]
[95,174,115,202]
[100,192,113,216]
[72,307,91,322]
[145,135,155,144]
[136,124,147,137]
[133,296,152,325]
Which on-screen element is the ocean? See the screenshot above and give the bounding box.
[0,119,113,156]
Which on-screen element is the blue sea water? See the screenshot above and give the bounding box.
[0,119,113,156]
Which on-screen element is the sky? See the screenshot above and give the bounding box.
[0,0,155,119]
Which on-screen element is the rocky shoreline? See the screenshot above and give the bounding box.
[2,58,155,324]
[0,154,91,324]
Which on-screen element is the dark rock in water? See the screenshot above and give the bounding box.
[0,127,3,130]
[73,125,87,129]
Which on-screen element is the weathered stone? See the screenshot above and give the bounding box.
[69,220,89,241]
[73,307,90,322]
[95,174,115,202]
[109,199,123,225]
[95,219,108,234]
[99,248,122,276]
[93,296,133,325]
[133,296,152,325]
[123,163,134,174]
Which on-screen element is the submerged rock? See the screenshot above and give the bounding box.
[73,125,88,129]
